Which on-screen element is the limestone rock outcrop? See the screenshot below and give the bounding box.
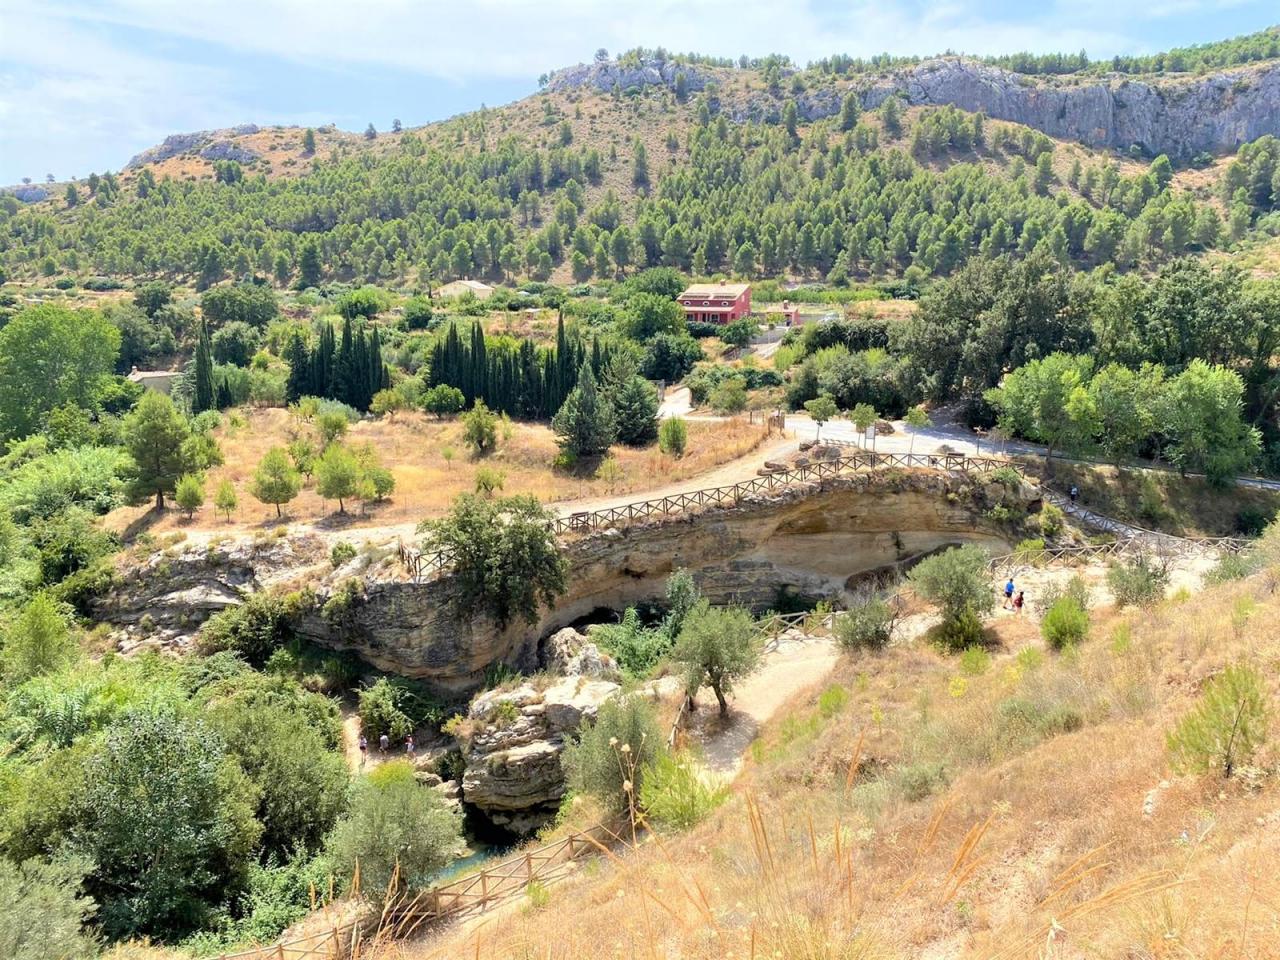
[460,676,619,833]
[539,626,620,680]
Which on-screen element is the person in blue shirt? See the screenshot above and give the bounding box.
[1004,578,1015,609]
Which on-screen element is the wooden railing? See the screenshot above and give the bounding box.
[211,821,630,960]
[400,452,1022,582]
[987,534,1248,575]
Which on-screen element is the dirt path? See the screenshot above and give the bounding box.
[684,632,839,779]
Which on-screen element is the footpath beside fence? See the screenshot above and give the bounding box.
[213,821,630,960]
[399,451,1021,582]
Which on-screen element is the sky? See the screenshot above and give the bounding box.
[1,0,1277,186]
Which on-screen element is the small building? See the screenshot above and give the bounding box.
[434,278,495,301]
[126,367,181,395]
[678,280,751,324]
[763,299,800,326]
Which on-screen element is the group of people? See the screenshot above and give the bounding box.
[357,731,415,765]
[1002,577,1025,614]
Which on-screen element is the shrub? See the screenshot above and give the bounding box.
[330,541,357,568]
[958,645,991,675]
[357,677,413,743]
[1166,663,1268,778]
[1036,574,1090,614]
[590,607,670,677]
[1041,596,1089,650]
[197,592,294,666]
[1036,502,1065,538]
[658,416,687,457]
[1107,554,1168,607]
[908,545,993,649]
[638,752,728,829]
[832,593,895,651]
[563,696,662,812]
[422,384,465,418]
[1013,538,1046,565]
[0,592,78,684]
[174,473,205,519]
[0,857,98,960]
[895,761,948,802]
[325,761,464,902]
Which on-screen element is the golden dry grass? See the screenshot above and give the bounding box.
[103,407,772,537]
[390,573,1280,960]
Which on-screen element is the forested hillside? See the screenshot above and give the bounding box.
[9,28,1280,291]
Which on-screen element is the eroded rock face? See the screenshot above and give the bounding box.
[460,676,619,833]
[548,54,1280,159]
[293,471,1028,691]
[540,627,620,680]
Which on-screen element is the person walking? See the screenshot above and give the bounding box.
[358,734,368,766]
[405,733,415,756]
[1013,591,1025,615]
[379,732,389,754]
[1069,484,1079,505]
[1003,577,1015,609]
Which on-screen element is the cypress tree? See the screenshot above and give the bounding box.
[284,330,309,403]
[193,321,215,414]
[552,360,616,458]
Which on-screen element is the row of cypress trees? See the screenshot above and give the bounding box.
[192,321,236,413]
[284,317,391,410]
[425,317,617,421]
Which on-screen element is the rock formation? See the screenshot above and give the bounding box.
[460,675,619,833]
[548,53,1280,159]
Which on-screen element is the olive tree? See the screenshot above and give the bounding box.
[671,601,762,715]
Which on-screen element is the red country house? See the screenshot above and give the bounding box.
[678,280,751,323]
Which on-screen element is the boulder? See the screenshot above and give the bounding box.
[461,676,619,833]
[540,626,620,680]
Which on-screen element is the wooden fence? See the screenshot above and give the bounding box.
[400,451,1022,582]
[212,821,630,960]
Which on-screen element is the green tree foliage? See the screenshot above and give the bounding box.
[286,318,388,411]
[214,479,238,520]
[1,592,77,685]
[832,592,895,651]
[641,333,702,382]
[197,591,295,666]
[1041,596,1089,650]
[1107,554,1168,607]
[462,399,498,453]
[1164,360,1261,485]
[174,473,205,519]
[986,353,1097,459]
[1167,663,1268,778]
[803,395,838,441]
[200,284,278,329]
[80,707,261,939]
[123,391,190,509]
[552,361,616,458]
[250,447,302,518]
[418,493,567,627]
[0,306,120,440]
[658,416,687,457]
[422,384,465,418]
[907,545,993,649]
[623,293,685,340]
[315,443,360,513]
[671,601,762,714]
[562,696,663,810]
[611,376,659,446]
[357,677,414,743]
[0,857,98,960]
[325,761,464,902]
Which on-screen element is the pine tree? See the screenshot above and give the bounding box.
[552,360,616,458]
[298,239,322,289]
[613,375,659,446]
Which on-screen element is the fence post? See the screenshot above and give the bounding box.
[526,852,533,884]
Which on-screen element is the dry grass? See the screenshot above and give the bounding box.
[103,407,772,537]
[390,572,1280,959]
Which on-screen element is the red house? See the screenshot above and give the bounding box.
[678,281,752,324]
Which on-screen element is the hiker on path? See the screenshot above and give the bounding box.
[1003,577,1015,609]
[405,734,415,755]
[379,732,390,753]
[1013,591,1025,615]
[1069,484,1079,504]
[358,734,368,766]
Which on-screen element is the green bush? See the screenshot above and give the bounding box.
[937,604,985,651]
[590,608,671,677]
[197,591,295,666]
[1107,554,1168,607]
[330,541,357,568]
[908,545,994,650]
[0,856,98,960]
[1041,596,1089,650]
[832,594,895,651]
[325,761,464,902]
[658,416,687,457]
[638,752,728,829]
[1166,663,1268,778]
[563,696,663,811]
[895,761,948,802]
[357,677,413,743]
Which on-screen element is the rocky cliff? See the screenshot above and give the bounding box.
[548,54,1280,159]
[292,470,1030,693]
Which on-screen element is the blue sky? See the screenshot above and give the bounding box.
[1,0,1277,185]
